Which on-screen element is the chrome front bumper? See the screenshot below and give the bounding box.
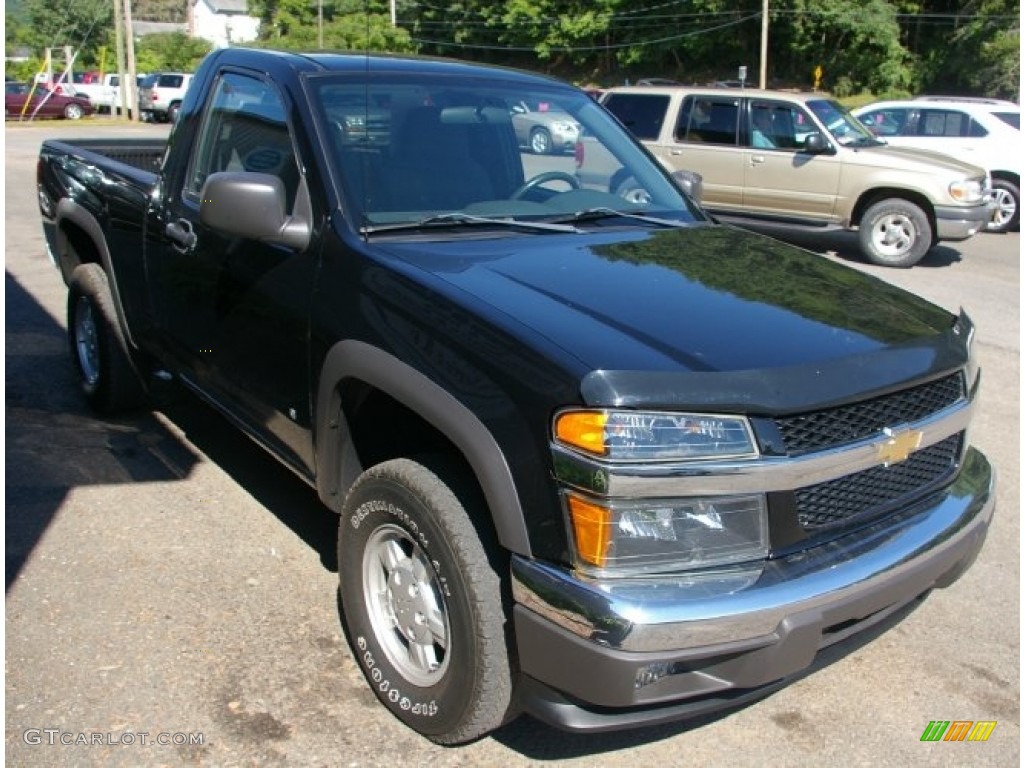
[511,448,994,725]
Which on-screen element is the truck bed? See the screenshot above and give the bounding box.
[44,138,165,174]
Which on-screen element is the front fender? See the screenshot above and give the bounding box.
[315,339,532,556]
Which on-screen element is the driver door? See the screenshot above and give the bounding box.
[146,71,317,474]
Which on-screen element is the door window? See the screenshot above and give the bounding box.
[676,97,739,145]
[184,72,300,209]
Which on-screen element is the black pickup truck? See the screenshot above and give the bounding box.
[38,47,994,744]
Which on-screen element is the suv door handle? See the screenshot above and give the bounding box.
[165,219,197,253]
[749,154,766,165]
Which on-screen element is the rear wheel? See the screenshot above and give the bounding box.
[338,458,514,744]
[858,198,932,268]
[986,178,1020,233]
[67,264,145,413]
[167,103,181,123]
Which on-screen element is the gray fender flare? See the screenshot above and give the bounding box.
[315,339,532,556]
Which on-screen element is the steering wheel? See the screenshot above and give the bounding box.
[511,171,580,200]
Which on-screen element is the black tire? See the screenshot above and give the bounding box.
[858,198,932,268]
[67,264,145,413]
[167,103,181,123]
[338,458,514,744]
[986,178,1020,233]
[529,127,552,155]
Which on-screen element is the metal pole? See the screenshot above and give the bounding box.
[113,0,128,119]
[123,0,139,122]
[318,0,323,48]
[759,0,768,88]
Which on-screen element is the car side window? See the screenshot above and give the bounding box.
[918,109,971,137]
[602,94,670,140]
[676,97,738,146]
[184,72,300,211]
[746,100,807,150]
[859,108,908,137]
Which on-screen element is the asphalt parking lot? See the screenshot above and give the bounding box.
[5,120,1019,766]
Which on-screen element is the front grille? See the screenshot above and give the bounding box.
[772,374,965,455]
[795,433,963,529]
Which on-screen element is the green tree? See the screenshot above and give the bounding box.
[16,0,113,69]
[134,32,213,73]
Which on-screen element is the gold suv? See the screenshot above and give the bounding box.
[599,86,993,267]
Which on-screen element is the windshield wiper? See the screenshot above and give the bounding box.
[361,212,581,235]
[552,207,690,229]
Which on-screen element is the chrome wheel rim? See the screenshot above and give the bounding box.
[73,296,101,386]
[987,187,1017,231]
[530,130,550,154]
[870,213,915,258]
[363,524,450,686]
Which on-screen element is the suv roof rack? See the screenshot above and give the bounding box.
[915,95,1019,107]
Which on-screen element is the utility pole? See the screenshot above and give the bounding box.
[759,0,768,88]
[113,0,128,119]
[123,0,139,121]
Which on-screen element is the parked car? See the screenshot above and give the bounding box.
[594,85,992,267]
[853,98,1021,233]
[138,72,194,122]
[73,73,149,114]
[5,82,93,120]
[510,99,581,154]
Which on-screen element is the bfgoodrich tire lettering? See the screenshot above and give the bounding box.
[338,458,513,744]
[858,198,932,268]
[67,263,144,413]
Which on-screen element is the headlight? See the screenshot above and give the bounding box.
[554,409,758,461]
[553,121,579,133]
[565,492,769,574]
[948,178,985,203]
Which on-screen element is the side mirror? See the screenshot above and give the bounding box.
[199,172,311,250]
[803,132,833,155]
[671,169,703,204]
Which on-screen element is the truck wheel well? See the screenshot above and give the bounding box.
[342,380,464,471]
[852,189,935,233]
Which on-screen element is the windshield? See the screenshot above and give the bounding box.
[806,99,880,146]
[307,72,700,233]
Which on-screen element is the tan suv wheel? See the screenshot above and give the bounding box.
[858,199,932,268]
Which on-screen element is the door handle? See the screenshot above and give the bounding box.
[670,149,684,156]
[749,154,766,165]
[165,219,197,253]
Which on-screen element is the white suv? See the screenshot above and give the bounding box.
[853,97,1020,233]
[138,72,194,123]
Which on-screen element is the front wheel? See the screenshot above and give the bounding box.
[64,103,84,120]
[338,458,514,744]
[67,264,145,413]
[529,127,552,155]
[986,178,1020,233]
[858,198,932,268]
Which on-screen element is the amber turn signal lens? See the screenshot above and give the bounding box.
[566,495,612,568]
[555,411,608,456]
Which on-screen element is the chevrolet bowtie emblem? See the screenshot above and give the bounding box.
[877,426,923,467]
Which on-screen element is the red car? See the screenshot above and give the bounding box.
[5,82,93,120]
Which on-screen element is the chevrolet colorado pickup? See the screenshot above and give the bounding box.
[38,47,995,744]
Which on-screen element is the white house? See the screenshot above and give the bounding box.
[189,0,260,49]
